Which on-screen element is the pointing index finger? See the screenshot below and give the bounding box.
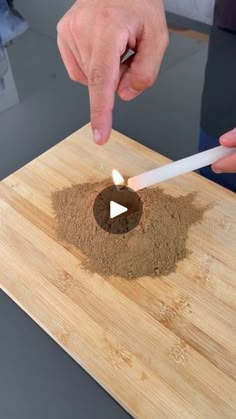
[88,33,126,145]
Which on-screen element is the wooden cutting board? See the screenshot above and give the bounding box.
[0,123,235,418]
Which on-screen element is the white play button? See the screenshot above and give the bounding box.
[110,201,128,219]
[93,185,143,234]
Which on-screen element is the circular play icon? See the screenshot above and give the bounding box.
[93,185,143,234]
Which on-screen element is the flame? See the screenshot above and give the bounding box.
[112,169,125,186]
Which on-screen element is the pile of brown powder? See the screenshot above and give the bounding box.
[52,180,206,278]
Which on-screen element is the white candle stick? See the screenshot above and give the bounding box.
[128,146,235,192]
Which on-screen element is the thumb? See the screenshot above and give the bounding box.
[220,128,236,147]
[118,32,168,101]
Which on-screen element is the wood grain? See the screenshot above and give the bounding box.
[0,123,235,418]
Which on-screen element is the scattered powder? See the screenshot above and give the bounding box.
[52,180,206,279]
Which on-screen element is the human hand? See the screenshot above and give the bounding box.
[57,0,168,144]
[212,128,236,174]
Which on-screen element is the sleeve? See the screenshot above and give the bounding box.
[214,0,236,32]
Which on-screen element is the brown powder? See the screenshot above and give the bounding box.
[52,180,206,279]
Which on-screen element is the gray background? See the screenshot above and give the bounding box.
[0,2,209,418]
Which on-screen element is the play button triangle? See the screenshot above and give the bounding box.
[110,201,128,219]
[93,185,143,233]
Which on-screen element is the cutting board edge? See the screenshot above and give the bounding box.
[0,284,135,417]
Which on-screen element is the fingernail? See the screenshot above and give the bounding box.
[212,167,223,174]
[93,129,102,144]
[119,86,140,101]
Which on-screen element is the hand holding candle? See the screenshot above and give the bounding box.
[212,128,236,174]
[128,144,235,192]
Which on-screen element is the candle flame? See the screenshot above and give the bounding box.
[112,169,125,186]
